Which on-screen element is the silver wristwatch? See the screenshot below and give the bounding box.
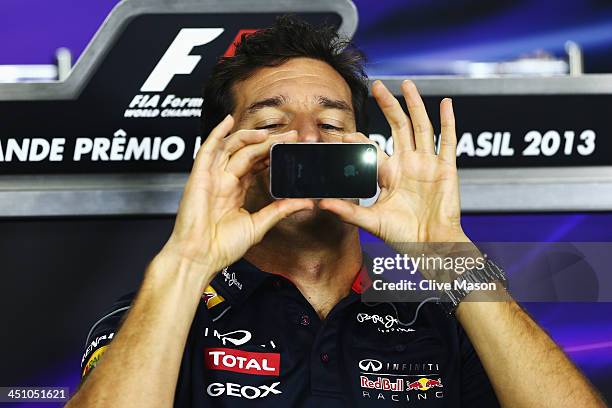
[437,258,507,315]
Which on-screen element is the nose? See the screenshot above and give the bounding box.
[292,116,322,143]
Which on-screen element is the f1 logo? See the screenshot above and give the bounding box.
[140,28,225,92]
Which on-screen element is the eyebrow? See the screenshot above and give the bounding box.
[316,96,353,114]
[245,95,288,115]
[244,94,354,117]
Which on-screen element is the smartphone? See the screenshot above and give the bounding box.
[269,143,378,199]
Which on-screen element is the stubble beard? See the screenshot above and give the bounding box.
[245,171,355,242]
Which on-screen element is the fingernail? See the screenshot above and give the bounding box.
[402,79,415,89]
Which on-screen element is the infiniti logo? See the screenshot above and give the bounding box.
[218,330,252,346]
[359,359,382,372]
[204,328,252,346]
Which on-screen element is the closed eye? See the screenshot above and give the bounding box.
[255,123,344,131]
[255,123,284,130]
[320,124,344,131]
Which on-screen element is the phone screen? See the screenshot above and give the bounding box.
[269,143,378,199]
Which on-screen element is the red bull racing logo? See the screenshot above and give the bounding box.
[406,377,443,391]
[360,376,404,391]
[202,285,225,309]
[360,376,444,403]
[358,358,445,402]
[360,376,442,392]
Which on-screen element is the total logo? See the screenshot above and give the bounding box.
[125,28,257,119]
[205,347,280,376]
[206,381,282,399]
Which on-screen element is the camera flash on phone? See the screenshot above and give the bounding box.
[362,147,376,164]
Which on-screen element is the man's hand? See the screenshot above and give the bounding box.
[321,80,607,408]
[319,79,467,244]
[66,116,313,408]
[162,114,314,280]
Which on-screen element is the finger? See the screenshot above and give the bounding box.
[439,98,457,165]
[240,155,270,190]
[206,114,235,146]
[192,114,234,174]
[371,80,415,152]
[400,80,435,154]
[318,199,380,235]
[239,171,256,193]
[223,129,269,156]
[226,131,298,178]
[250,158,269,175]
[251,199,315,242]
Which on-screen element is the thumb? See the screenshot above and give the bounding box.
[318,199,380,235]
[250,199,314,241]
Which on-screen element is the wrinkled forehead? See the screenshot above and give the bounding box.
[232,57,353,118]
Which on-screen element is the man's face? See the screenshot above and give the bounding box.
[231,57,358,228]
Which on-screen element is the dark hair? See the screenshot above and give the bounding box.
[201,15,369,136]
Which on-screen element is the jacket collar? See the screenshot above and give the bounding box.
[207,255,372,311]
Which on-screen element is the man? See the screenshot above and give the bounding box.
[67,16,606,407]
